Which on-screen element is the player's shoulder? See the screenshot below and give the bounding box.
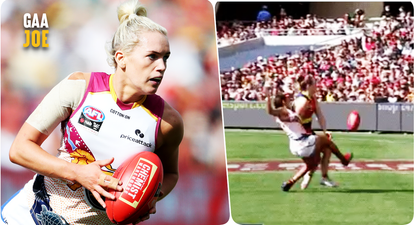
[297,92,313,100]
[158,100,183,146]
[294,95,308,104]
[67,72,93,89]
[152,97,183,149]
[68,71,95,85]
[161,101,183,133]
[275,106,286,115]
[68,71,90,80]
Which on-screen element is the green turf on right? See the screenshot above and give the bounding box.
[229,172,413,225]
[225,130,414,161]
[226,130,414,225]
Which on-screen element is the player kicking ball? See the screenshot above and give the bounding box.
[264,83,353,191]
[292,74,336,189]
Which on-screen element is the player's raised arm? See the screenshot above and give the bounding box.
[264,81,279,116]
[265,89,300,123]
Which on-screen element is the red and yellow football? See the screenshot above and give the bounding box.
[106,151,163,225]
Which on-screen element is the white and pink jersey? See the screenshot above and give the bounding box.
[28,72,165,224]
[275,109,307,140]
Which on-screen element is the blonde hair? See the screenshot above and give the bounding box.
[106,0,168,67]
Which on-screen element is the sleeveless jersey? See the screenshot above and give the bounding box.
[275,109,307,140]
[295,91,316,134]
[26,72,165,224]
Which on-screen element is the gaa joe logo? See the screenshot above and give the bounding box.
[23,13,49,48]
[82,106,105,122]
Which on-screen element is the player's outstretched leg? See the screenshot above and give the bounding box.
[313,135,353,187]
[319,147,338,187]
[300,154,320,190]
[302,133,333,189]
[316,135,353,166]
[301,170,314,190]
[282,156,319,192]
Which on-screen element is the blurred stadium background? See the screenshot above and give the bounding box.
[216,1,414,224]
[217,2,413,104]
[1,0,229,224]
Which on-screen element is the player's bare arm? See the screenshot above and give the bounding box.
[314,98,328,134]
[133,101,183,224]
[9,72,123,209]
[278,109,301,123]
[265,87,300,123]
[293,96,309,120]
[264,84,279,116]
[266,97,280,117]
[9,71,82,182]
[9,123,72,180]
[155,101,184,201]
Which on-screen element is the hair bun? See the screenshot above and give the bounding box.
[296,74,304,83]
[107,0,167,68]
[117,0,147,24]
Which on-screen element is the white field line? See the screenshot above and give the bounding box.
[225,129,413,138]
[225,130,413,144]
[329,136,397,143]
[228,159,414,162]
[228,170,414,174]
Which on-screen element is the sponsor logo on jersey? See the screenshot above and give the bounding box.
[78,106,105,132]
[135,129,145,138]
[120,134,152,148]
[110,108,130,119]
[119,159,158,208]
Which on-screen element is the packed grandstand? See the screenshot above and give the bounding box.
[219,6,414,103]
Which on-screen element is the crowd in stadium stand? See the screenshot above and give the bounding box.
[217,8,361,46]
[217,6,413,47]
[220,10,414,103]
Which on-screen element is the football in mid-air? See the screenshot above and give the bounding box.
[106,151,163,225]
[347,110,360,131]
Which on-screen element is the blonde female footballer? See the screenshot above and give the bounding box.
[293,75,338,189]
[1,0,183,224]
[264,83,352,192]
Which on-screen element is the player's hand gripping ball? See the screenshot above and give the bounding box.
[347,110,360,131]
[106,151,163,224]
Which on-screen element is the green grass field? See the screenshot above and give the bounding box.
[226,130,414,225]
